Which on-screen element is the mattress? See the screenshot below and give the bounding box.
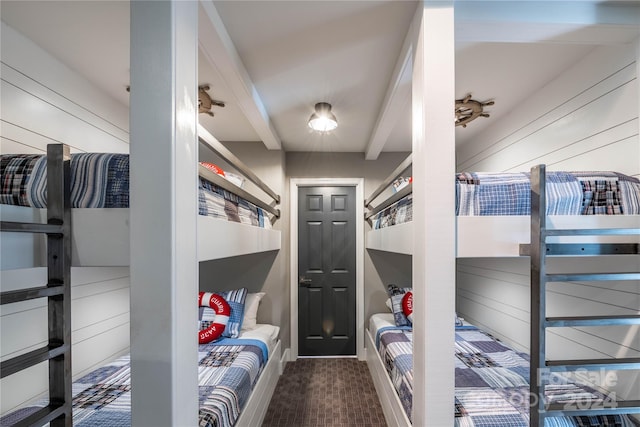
[372,171,640,229]
[0,153,271,229]
[369,312,397,338]
[239,323,280,355]
[0,328,279,427]
[368,313,639,426]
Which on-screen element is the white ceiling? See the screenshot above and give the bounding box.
[2,1,639,157]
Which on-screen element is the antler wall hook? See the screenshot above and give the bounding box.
[198,84,225,116]
[455,94,494,128]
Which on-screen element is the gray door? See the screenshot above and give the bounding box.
[298,186,356,356]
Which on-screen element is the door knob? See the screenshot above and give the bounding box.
[299,276,312,286]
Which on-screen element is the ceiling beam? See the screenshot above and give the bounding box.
[198,1,282,150]
[365,23,413,160]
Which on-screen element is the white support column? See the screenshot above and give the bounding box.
[130,1,199,426]
[411,1,456,425]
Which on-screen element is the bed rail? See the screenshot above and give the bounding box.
[0,144,72,427]
[365,184,412,221]
[527,164,640,426]
[364,153,411,220]
[198,124,280,220]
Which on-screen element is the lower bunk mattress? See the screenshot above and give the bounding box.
[1,325,279,427]
[369,313,639,426]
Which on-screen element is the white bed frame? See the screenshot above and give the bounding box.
[1,198,281,267]
[365,328,411,427]
[11,203,635,265]
[1,125,283,268]
[364,153,640,258]
[367,215,640,257]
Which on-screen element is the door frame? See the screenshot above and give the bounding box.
[290,178,364,361]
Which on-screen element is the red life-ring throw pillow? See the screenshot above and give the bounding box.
[402,291,413,324]
[198,292,231,344]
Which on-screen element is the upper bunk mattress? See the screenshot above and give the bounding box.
[372,171,640,229]
[0,153,271,228]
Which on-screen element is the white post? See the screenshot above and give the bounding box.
[130,1,199,426]
[411,1,456,425]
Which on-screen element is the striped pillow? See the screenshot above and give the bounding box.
[217,288,247,338]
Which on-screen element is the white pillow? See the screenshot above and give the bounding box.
[240,324,280,342]
[241,292,265,331]
[385,298,393,312]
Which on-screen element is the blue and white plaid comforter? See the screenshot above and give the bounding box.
[0,153,129,208]
[1,339,269,427]
[372,171,640,229]
[0,153,270,228]
[376,325,639,426]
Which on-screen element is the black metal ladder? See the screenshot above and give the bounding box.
[525,164,640,426]
[1,144,72,426]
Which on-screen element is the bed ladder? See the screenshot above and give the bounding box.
[1,144,72,426]
[527,164,640,427]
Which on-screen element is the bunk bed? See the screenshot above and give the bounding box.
[1,324,282,427]
[0,125,281,266]
[365,160,640,426]
[365,155,640,257]
[0,141,284,426]
[367,312,639,427]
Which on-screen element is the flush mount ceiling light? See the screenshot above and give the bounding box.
[308,102,338,132]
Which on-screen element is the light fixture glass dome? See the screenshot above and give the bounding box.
[308,102,337,132]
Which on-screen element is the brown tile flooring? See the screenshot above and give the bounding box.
[262,358,388,427]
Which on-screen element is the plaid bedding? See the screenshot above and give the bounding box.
[199,179,269,229]
[372,193,412,229]
[376,325,638,426]
[372,171,640,229]
[0,153,271,229]
[0,338,269,427]
[377,327,413,422]
[0,153,129,208]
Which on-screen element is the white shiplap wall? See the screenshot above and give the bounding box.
[456,41,640,403]
[0,268,130,413]
[0,22,131,415]
[457,44,638,177]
